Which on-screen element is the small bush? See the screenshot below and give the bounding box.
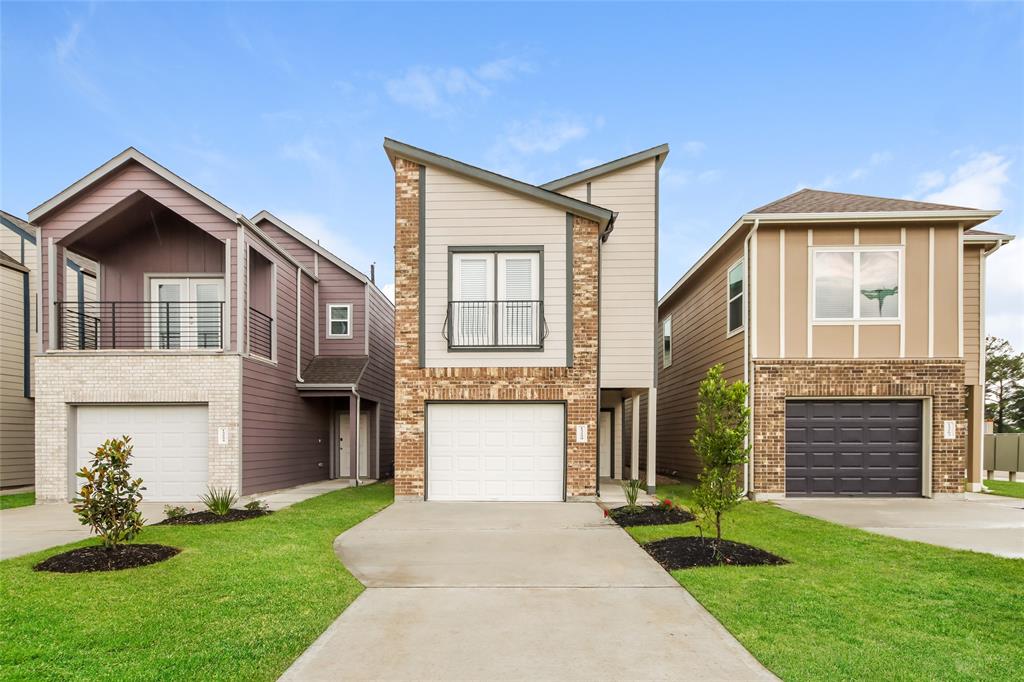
[244,499,269,512]
[73,436,145,550]
[622,479,644,511]
[200,487,238,516]
[163,505,190,520]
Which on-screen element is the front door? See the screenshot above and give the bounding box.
[599,410,612,478]
[149,277,224,349]
[338,411,369,478]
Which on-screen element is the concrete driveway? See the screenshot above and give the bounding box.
[281,502,775,681]
[777,493,1024,559]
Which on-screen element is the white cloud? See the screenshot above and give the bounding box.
[385,57,533,117]
[379,283,395,303]
[984,238,1024,351]
[499,116,589,155]
[922,152,1011,208]
[475,57,534,81]
[55,21,82,63]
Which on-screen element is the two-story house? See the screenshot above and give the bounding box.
[657,188,1013,499]
[385,139,667,501]
[29,148,394,502]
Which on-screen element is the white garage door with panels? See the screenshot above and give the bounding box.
[427,403,564,501]
[75,405,209,501]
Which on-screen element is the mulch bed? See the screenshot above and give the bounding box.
[608,505,695,527]
[643,536,788,570]
[34,544,180,573]
[155,509,271,526]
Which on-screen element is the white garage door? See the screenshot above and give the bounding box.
[76,405,209,502]
[427,403,564,501]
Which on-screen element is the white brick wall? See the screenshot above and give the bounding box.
[34,352,242,501]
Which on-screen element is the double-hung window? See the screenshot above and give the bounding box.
[327,304,353,338]
[813,248,900,321]
[727,260,744,334]
[450,250,542,348]
[662,316,672,367]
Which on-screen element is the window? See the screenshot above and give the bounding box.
[813,248,900,321]
[327,304,352,338]
[662,316,672,368]
[449,250,542,348]
[727,260,744,334]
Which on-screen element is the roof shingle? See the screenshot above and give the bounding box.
[300,355,368,385]
[750,188,976,214]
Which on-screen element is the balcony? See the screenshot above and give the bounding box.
[445,300,546,350]
[56,301,223,351]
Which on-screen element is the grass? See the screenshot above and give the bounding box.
[0,482,392,681]
[0,493,34,510]
[984,479,1024,499]
[628,484,1024,682]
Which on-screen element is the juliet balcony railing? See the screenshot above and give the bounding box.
[248,307,273,360]
[445,300,546,349]
[56,301,223,351]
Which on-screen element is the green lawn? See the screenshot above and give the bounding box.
[984,479,1024,499]
[1,482,392,681]
[628,484,1024,681]
[0,493,34,510]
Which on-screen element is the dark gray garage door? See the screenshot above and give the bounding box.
[785,400,922,496]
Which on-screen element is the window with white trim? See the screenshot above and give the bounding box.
[813,248,900,321]
[662,316,672,368]
[327,304,353,338]
[449,250,541,348]
[727,260,744,334]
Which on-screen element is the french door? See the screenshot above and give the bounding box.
[149,277,224,349]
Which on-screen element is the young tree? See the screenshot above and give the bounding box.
[73,436,146,550]
[690,364,751,550]
[985,337,1024,433]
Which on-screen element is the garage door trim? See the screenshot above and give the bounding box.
[782,396,932,498]
[424,400,568,502]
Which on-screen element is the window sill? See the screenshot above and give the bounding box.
[812,319,901,326]
[726,325,744,339]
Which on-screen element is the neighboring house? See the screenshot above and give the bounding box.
[0,249,33,487]
[29,148,394,502]
[657,188,1014,498]
[385,138,667,501]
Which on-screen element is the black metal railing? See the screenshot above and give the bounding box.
[445,300,545,349]
[248,307,273,359]
[56,301,223,350]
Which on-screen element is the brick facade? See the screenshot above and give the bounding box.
[392,157,600,499]
[34,353,242,501]
[752,359,966,496]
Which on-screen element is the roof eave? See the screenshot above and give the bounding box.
[251,210,368,284]
[743,209,1001,224]
[383,138,613,228]
[540,143,670,191]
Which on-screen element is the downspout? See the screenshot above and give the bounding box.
[741,219,759,498]
[295,267,303,382]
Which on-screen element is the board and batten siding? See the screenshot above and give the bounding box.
[753,223,963,361]
[560,158,658,389]
[0,222,39,360]
[656,232,747,479]
[423,165,568,367]
[963,245,983,385]
[0,259,33,486]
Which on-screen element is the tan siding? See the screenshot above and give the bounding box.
[0,263,33,486]
[589,159,657,389]
[423,165,568,367]
[755,228,780,358]
[812,325,854,357]
[784,227,809,357]
[656,232,746,479]
[812,226,855,245]
[934,226,960,357]
[859,325,900,358]
[860,227,901,245]
[963,245,983,383]
[905,226,930,356]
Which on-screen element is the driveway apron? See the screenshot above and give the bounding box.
[281,502,775,681]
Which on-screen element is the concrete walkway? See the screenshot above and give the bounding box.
[0,478,361,560]
[778,493,1024,559]
[281,502,775,681]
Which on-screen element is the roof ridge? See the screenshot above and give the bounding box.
[540,143,670,191]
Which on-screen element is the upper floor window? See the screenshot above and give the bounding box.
[662,316,672,367]
[813,248,900,321]
[327,304,353,338]
[448,249,542,348]
[727,260,744,334]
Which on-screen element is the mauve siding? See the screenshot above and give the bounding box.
[242,245,329,494]
[361,284,395,476]
[36,161,238,348]
[255,220,316,271]
[301,271,315,362]
[317,264,367,356]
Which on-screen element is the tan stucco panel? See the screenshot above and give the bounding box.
[755,228,780,358]
[933,226,960,357]
[784,227,809,357]
[858,324,900,358]
[812,325,853,357]
[904,226,930,357]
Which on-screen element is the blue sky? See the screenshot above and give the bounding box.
[2,1,1022,347]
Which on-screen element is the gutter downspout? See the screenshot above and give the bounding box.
[741,219,759,498]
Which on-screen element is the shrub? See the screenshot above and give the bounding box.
[73,436,145,550]
[244,499,269,512]
[163,505,190,520]
[622,478,644,511]
[200,487,238,516]
[690,364,750,551]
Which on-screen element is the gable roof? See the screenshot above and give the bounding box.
[0,249,29,272]
[540,143,670,191]
[27,147,241,223]
[751,188,976,214]
[382,138,615,231]
[1,210,37,244]
[251,210,368,285]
